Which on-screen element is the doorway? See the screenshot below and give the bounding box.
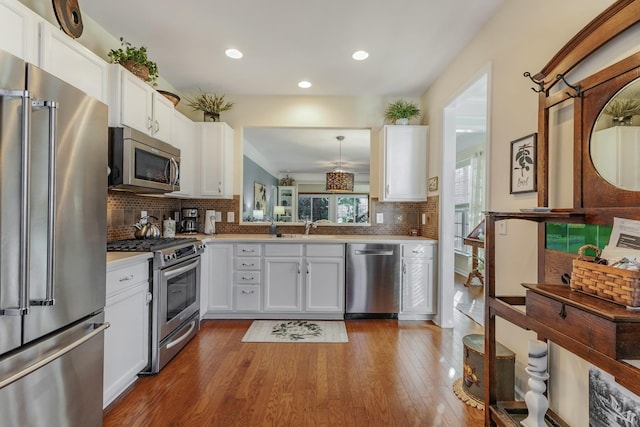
[437,68,490,328]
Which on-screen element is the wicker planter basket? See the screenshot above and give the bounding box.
[570,244,640,308]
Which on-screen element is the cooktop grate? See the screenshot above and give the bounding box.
[107,237,197,252]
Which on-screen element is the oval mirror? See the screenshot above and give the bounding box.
[590,77,640,190]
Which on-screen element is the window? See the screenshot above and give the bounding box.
[455,159,472,255]
[298,194,369,223]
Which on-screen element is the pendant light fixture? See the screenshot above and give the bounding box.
[326,136,354,192]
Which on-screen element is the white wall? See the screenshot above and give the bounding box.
[421,0,624,424]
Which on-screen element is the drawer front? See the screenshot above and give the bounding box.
[306,244,344,257]
[236,244,262,257]
[106,261,149,296]
[526,291,617,358]
[235,271,261,284]
[402,243,435,259]
[235,257,262,270]
[264,243,303,257]
[235,285,261,311]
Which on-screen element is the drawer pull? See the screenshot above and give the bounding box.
[559,303,567,319]
[241,290,254,295]
[242,263,255,267]
[242,249,255,253]
[241,276,254,280]
[118,274,134,282]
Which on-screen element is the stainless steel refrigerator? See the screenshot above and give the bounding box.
[0,48,108,426]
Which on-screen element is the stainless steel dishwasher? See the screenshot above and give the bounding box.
[345,243,401,319]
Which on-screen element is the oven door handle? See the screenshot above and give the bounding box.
[163,258,200,280]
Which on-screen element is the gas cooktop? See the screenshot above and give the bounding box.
[107,237,198,252]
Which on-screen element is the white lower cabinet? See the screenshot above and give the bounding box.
[104,258,150,408]
[204,242,344,318]
[400,242,437,320]
[206,243,234,313]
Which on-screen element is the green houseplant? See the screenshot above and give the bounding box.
[108,37,159,87]
[384,99,421,124]
[184,90,235,122]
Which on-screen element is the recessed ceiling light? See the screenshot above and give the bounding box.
[225,48,243,59]
[352,50,369,60]
[298,81,312,89]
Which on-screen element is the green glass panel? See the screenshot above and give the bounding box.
[567,224,586,254]
[545,223,568,252]
[598,225,613,249]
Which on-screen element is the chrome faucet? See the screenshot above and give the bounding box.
[304,220,318,235]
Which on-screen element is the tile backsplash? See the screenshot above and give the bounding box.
[107,191,439,242]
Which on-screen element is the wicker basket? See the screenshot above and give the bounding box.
[570,244,640,308]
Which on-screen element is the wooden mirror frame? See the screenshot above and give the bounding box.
[534,0,640,218]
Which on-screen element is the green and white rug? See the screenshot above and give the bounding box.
[241,320,348,343]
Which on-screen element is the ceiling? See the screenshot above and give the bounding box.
[82,0,503,97]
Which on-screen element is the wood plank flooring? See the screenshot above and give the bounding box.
[103,312,484,427]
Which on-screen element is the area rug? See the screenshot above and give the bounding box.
[241,320,348,343]
[455,301,484,326]
[452,378,484,410]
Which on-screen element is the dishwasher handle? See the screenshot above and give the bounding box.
[353,249,394,256]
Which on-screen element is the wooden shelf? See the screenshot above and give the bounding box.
[486,210,585,223]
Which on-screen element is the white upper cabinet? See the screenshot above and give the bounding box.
[0,0,38,62]
[379,125,429,201]
[38,21,109,103]
[199,122,234,198]
[171,111,200,197]
[109,64,174,143]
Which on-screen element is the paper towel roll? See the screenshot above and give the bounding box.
[204,210,216,235]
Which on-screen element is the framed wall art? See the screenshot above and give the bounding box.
[254,181,267,212]
[510,133,537,194]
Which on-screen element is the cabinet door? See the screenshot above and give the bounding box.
[151,92,173,142]
[171,111,199,197]
[200,122,233,198]
[207,244,234,312]
[305,257,344,312]
[401,258,434,313]
[0,0,37,62]
[103,282,149,408]
[380,125,428,201]
[120,69,153,135]
[38,21,108,103]
[264,257,302,311]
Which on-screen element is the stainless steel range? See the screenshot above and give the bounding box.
[107,237,205,373]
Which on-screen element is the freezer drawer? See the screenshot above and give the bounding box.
[0,312,108,427]
[345,243,401,318]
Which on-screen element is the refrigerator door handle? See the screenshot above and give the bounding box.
[0,89,31,316]
[0,322,109,389]
[31,100,58,307]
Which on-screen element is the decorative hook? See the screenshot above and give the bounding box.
[524,71,545,93]
[556,74,581,98]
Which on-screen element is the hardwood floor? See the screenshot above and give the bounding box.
[104,313,484,427]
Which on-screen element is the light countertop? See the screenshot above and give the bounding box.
[181,233,438,244]
[107,252,153,268]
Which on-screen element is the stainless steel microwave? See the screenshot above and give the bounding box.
[108,127,180,193]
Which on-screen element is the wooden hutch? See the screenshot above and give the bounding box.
[485,1,640,425]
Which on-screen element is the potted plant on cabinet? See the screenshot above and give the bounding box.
[108,37,159,87]
[384,99,421,125]
[184,90,235,122]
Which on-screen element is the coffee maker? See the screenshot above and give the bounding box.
[180,208,198,234]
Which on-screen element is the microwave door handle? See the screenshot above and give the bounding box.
[171,158,179,187]
[31,100,57,307]
[0,90,32,316]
